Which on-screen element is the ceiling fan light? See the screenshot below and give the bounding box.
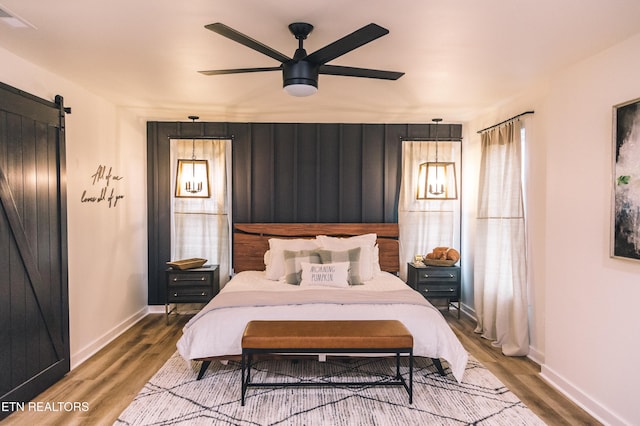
[283,60,319,96]
[284,83,318,97]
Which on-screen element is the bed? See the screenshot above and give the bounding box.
[176,223,468,382]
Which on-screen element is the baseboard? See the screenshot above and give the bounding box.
[541,364,626,426]
[70,307,148,370]
[526,345,544,365]
[459,302,475,320]
[147,305,166,314]
[148,303,203,315]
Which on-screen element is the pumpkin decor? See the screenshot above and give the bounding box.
[424,247,460,266]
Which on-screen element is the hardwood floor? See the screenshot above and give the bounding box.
[4,312,600,425]
[3,314,190,426]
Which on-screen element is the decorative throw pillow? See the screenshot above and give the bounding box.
[316,234,377,280]
[265,238,320,280]
[283,249,321,284]
[316,247,363,285]
[300,261,350,288]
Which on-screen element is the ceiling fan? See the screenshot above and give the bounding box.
[199,22,404,97]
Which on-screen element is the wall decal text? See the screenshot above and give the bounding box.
[81,165,125,208]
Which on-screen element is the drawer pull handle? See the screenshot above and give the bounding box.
[173,276,207,282]
[422,274,455,279]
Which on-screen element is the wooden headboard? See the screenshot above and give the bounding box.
[233,223,400,274]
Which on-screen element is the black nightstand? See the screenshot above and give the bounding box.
[406,263,461,318]
[166,265,219,322]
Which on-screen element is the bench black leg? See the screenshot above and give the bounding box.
[197,360,212,380]
[431,358,446,376]
[247,353,252,382]
[241,351,254,406]
[396,351,413,404]
[241,351,247,406]
[409,351,413,404]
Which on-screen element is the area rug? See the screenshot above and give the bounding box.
[115,353,544,425]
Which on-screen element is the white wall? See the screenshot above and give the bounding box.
[541,33,640,426]
[464,33,640,425]
[0,46,149,368]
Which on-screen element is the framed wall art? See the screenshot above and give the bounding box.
[612,97,640,261]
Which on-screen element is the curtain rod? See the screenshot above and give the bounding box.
[400,137,462,142]
[476,111,534,134]
[167,135,234,140]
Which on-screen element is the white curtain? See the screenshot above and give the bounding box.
[473,120,529,356]
[170,139,232,287]
[398,141,461,280]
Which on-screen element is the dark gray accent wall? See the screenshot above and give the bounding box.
[147,121,462,304]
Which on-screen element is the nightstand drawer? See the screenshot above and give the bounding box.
[414,268,458,284]
[167,286,213,302]
[416,283,459,299]
[167,272,211,286]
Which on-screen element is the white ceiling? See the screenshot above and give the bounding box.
[1,0,640,123]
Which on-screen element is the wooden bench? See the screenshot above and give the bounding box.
[240,319,414,405]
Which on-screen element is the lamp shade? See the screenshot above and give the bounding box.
[175,159,210,198]
[417,161,458,200]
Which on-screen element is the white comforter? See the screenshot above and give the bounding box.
[176,270,468,382]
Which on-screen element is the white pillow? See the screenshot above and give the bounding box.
[300,261,350,288]
[265,238,320,280]
[373,244,381,273]
[316,234,377,281]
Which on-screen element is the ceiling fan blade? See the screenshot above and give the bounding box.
[205,23,291,63]
[319,64,404,80]
[199,67,282,76]
[306,23,389,65]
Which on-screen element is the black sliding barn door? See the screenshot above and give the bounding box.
[0,82,69,418]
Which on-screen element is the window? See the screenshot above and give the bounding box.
[170,138,232,286]
[398,140,461,279]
